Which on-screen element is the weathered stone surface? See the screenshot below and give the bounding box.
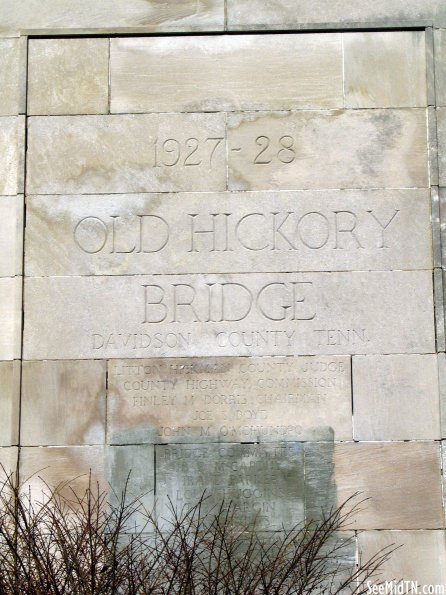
[344,32,427,108]
[439,354,446,438]
[0,116,24,195]
[23,271,434,360]
[110,34,343,113]
[435,29,446,106]
[0,195,23,277]
[226,0,446,28]
[440,188,446,269]
[20,446,106,500]
[0,362,20,446]
[107,356,351,444]
[155,443,305,530]
[304,443,336,522]
[228,109,428,191]
[0,277,21,360]
[0,0,223,35]
[27,114,226,194]
[353,355,441,440]
[437,109,446,185]
[24,189,432,277]
[0,38,26,115]
[106,445,155,532]
[0,447,18,481]
[21,360,106,446]
[358,531,446,583]
[334,442,444,529]
[28,39,110,115]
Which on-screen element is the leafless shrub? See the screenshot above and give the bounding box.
[0,469,394,594]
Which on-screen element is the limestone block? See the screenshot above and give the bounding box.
[228,109,428,191]
[27,114,226,194]
[0,277,22,360]
[23,271,435,360]
[353,355,441,440]
[0,447,18,482]
[110,34,343,113]
[438,109,446,185]
[21,360,106,446]
[334,442,443,529]
[226,0,446,29]
[0,0,224,35]
[155,443,305,530]
[439,354,446,437]
[107,356,352,445]
[435,29,446,106]
[344,32,427,108]
[24,189,432,277]
[358,531,446,584]
[20,446,106,501]
[0,116,24,195]
[0,195,23,277]
[0,362,19,446]
[0,38,26,115]
[106,445,155,532]
[304,443,336,522]
[28,39,109,115]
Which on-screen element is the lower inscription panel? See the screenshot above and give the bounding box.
[108,356,352,444]
[23,271,434,359]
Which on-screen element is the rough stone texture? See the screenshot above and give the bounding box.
[226,0,446,29]
[0,0,224,35]
[344,31,427,108]
[358,531,446,583]
[21,360,106,446]
[0,38,26,115]
[0,361,20,446]
[107,356,352,444]
[440,188,446,269]
[228,109,428,191]
[27,114,226,194]
[0,277,22,360]
[304,443,336,522]
[23,271,435,360]
[28,39,110,115]
[20,446,106,501]
[334,442,444,529]
[155,443,305,530]
[110,34,343,113]
[24,189,432,277]
[435,29,446,106]
[353,355,441,440]
[438,109,446,186]
[0,116,24,195]
[0,195,23,277]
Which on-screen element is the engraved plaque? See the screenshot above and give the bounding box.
[108,356,352,444]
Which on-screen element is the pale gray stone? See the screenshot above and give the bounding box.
[437,108,446,185]
[110,34,343,113]
[28,39,110,115]
[344,32,427,108]
[334,442,444,529]
[0,447,18,482]
[0,277,21,360]
[353,355,441,441]
[228,109,428,191]
[435,269,445,352]
[435,29,446,106]
[23,271,435,360]
[439,355,446,438]
[303,443,336,522]
[0,361,20,446]
[107,356,352,444]
[0,38,26,115]
[106,445,155,532]
[358,531,446,583]
[27,114,226,194]
[20,446,106,501]
[155,443,305,531]
[21,360,106,446]
[0,0,224,35]
[0,116,25,195]
[440,188,446,267]
[24,189,432,277]
[0,195,23,277]
[226,0,446,29]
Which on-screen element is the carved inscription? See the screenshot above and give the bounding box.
[108,356,352,444]
[25,190,432,276]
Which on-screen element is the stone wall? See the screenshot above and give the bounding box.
[0,1,446,583]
